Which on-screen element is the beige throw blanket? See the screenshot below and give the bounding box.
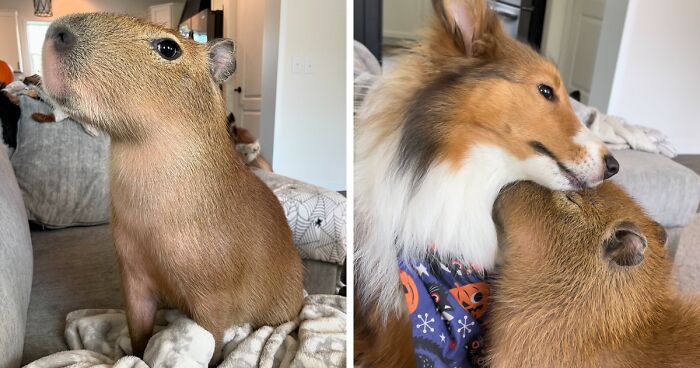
[25,295,346,368]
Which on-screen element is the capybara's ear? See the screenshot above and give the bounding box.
[431,0,498,57]
[603,221,648,267]
[654,221,668,246]
[206,38,236,84]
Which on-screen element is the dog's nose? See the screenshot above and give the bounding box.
[603,154,619,179]
[47,25,77,53]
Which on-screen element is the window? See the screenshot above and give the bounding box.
[26,21,50,75]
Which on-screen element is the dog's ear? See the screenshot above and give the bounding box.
[430,0,502,57]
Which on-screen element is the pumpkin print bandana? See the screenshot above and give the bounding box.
[399,255,490,368]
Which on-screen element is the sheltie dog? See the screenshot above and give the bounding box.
[354,0,619,365]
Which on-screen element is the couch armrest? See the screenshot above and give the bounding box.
[0,148,33,367]
[611,150,700,228]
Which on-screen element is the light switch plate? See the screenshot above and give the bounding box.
[292,56,303,73]
[304,56,313,74]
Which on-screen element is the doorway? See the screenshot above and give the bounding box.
[223,0,266,147]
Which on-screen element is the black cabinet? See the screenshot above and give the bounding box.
[354,0,383,63]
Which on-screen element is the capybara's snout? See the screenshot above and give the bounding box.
[46,24,77,54]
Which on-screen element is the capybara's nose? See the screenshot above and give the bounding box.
[603,154,619,179]
[48,25,76,53]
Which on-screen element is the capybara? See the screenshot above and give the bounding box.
[490,181,700,367]
[42,13,304,360]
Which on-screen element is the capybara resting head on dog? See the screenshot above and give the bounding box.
[490,181,700,368]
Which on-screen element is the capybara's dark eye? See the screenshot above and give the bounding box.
[154,39,181,61]
[538,84,555,101]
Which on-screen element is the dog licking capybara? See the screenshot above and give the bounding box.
[41,13,303,360]
[490,181,700,367]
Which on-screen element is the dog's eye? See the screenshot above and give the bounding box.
[538,84,555,101]
[153,39,181,61]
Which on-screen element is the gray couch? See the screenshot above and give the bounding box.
[0,147,33,368]
[612,150,700,258]
[0,143,346,365]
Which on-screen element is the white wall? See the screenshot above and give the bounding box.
[0,0,173,75]
[271,0,346,190]
[607,0,700,154]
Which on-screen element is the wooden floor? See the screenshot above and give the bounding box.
[675,155,700,176]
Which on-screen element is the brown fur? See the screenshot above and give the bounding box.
[490,181,700,367]
[227,117,273,172]
[32,112,56,123]
[355,0,611,364]
[359,0,605,178]
[23,74,42,86]
[247,153,273,172]
[41,13,303,360]
[2,90,19,106]
[425,10,595,170]
[354,295,417,368]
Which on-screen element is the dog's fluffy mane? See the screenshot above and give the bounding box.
[354,1,553,321]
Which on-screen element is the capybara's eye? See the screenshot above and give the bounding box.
[565,192,580,205]
[538,84,555,101]
[153,39,182,61]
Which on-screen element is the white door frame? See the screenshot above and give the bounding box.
[223,0,263,137]
[588,0,629,112]
[222,0,280,163]
[542,0,628,111]
[222,0,237,115]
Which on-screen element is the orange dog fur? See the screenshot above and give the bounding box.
[355,0,617,364]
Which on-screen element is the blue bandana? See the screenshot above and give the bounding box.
[399,255,489,368]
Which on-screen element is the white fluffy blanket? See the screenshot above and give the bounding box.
[25,295,346,368]
[569,98,677,158]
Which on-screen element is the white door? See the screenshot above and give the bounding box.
[150,5,173,28]
[558,0,606,103]
[0,10,22,72]
[223,0,264,142]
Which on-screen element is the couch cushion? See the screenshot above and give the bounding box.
[22,225,122,365]
[253,168,347,265]
[0,147,33,368]
[10,95,110,228]
[612,150,700,228]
